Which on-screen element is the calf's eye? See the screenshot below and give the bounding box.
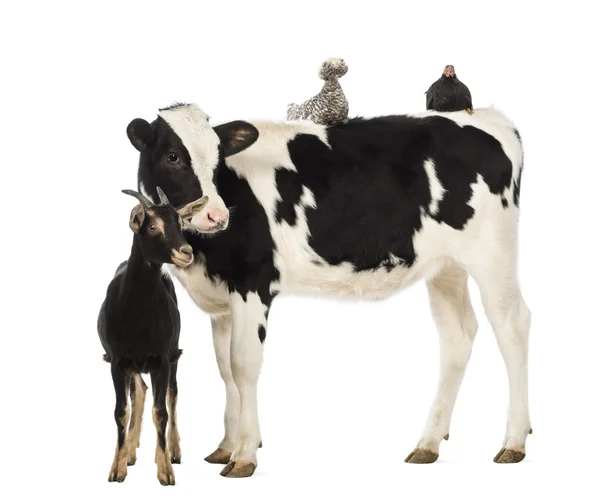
[167,152,179,163]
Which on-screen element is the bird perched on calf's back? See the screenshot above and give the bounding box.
[286,57,349,125]
[425,64,473,114]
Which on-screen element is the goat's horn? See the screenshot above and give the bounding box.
[121,189,154,209]
[156,186,170,206]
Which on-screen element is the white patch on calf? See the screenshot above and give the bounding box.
[168,261,230,316]
[158,104,227,213]
[423,159,446,216]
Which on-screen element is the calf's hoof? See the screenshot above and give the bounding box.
[205,447,232,464]
[493,448,526,463]
[220,460,256,478]
[404,448,439,464]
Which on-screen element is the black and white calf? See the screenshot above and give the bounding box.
[97,187,207,485]
[127,103,531,477]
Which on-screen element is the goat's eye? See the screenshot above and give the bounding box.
[148,224,157,233]
[167,152,179,163]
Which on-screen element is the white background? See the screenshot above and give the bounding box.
[2,0,598,501]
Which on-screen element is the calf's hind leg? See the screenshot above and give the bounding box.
[406,263,478,463]
[470,253,532,463]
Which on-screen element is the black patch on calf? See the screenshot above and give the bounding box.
[182,166,279,308]
[258,325,266,344]
[274,169,303,225]
[286,116,513,272]
[288,131,428,270]
[137,117,203,206]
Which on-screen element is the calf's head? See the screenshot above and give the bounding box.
[126,103,258,233]
[123,187,208,268]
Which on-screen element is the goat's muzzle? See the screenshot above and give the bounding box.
[171,245,194,268]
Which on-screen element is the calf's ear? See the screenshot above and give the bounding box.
[127,118,155,152]
[213,121,259,158]
[129,204,145,232]
[178,195,209,220]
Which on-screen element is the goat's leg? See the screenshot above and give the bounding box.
[220,292,270,478]
[126,373,147,466]
[406,263,478,463]
[204,314,239,465]
[167,362,181,464]
[470,250,532,462]
[108,365,130,482]
[151,364,175,485]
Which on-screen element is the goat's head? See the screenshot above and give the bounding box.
[122,187,208,268]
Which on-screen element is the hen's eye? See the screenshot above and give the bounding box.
[167,152,179,163]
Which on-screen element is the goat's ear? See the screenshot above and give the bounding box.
[129,204,145,232]
[213,121,259,158]
[127,118,155,152]
[178,195,209,220]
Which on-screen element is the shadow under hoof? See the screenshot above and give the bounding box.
[404,448,439,464]
[220,461,256,478]
[494,448,526,463]
[205,448,232,465]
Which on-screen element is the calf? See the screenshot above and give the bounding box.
[97,187,207,485]
[126,103,531,478]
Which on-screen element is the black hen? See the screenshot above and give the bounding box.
[425,65,473,114]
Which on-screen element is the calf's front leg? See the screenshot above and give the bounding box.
[204,314,239,465]
[220,291,270,478]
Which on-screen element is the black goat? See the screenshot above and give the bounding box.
[97,187,208,485]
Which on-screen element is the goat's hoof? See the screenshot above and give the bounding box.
[170,446,182,464]
[404,448,439,464]
[220,460,256,478]
[205,447,232,464]
[108,465,127,483]
[157,465,176,485]
[259,441,263,448]
[493,448,526,463]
